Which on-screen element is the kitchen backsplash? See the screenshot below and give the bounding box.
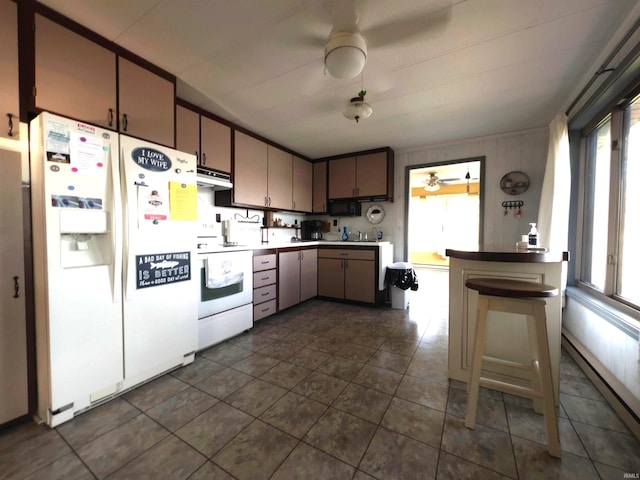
[198,187,392,245]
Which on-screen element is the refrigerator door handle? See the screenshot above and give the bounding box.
[109,142,123,304]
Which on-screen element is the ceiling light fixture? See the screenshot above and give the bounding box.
[324,31,367,79]
[424,173,441,192]
[343,90,372,123]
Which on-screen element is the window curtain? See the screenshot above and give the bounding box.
[537,113,571,252]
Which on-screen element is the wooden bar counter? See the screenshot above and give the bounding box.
[445,247,569,404]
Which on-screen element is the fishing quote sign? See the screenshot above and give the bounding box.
[136,251,191,289]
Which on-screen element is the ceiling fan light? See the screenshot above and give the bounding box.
[343,97,372,123]
[324,32,367,79]
[424,183,440,192]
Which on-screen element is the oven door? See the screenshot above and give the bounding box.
[198,250,253,318]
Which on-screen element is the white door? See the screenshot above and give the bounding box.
[120,136,198,385]
[0,148,28,424]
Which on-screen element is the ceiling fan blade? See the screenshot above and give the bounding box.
[364,6,452,49]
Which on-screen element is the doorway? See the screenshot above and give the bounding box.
[405,157,484,267]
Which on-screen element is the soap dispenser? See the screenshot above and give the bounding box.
[528,223,538,246]
[342,226,348,241]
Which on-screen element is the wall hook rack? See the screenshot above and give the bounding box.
[501,200,524,209]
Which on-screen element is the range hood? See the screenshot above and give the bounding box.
[196,168,233,190]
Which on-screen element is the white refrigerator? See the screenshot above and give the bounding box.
[30,112,198,426]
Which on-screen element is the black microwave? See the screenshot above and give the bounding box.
[328,200,362,217]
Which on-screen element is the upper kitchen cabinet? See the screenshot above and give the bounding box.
[200,115,231,173]
[118,57,175,147]
[266,145,293,210]
[292,155,312,212]
[232,131,303,210]
[0,0,19,140]
[176,104,231,173]
[234,131,268,207]
[327,149,394,201]
[176,104,199,157]
[313,161,328,213]
[35,14,117,130]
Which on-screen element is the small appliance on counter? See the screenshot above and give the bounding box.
[301,219,323,240]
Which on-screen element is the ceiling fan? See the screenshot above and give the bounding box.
[317,1,453,80]
[423,172,460,191]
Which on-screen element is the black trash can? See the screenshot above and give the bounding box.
[384,262,418,309]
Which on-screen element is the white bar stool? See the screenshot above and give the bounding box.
[464,277,561,458]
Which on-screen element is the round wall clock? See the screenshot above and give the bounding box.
[500,171,530,195]
[366,204,385,224]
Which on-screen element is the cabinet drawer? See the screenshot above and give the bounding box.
[253,254,276,272]
[253,269,276,288]
[317,249,375,261]
[254,299,276,321]
[253,284,276,304]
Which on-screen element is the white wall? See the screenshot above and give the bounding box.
[391,127,549,261]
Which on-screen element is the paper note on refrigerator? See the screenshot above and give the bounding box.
[70,132,105,173]
[169,182,197,221]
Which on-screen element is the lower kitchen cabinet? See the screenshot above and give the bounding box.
[317,248,376,304]
[278,248,317,311]
[253,252,277,321]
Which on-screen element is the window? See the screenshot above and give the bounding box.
[579,93,640,310]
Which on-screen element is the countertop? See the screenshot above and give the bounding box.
[445,246,569,263]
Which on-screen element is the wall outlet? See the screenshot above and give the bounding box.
[333,219,338,226]
[215,213,221,222]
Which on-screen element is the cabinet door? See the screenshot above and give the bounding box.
[300,249,318,302]
[234,131,268,207]
[293,156,312,212]
[318,258,344,299]
[176,105,200,158]
[278,250,301,311]
[0,148,28,423]
[267,145,293,210]
[344,259,375,303]
[313,161,327,213]
[201,116,231,173]
[356,152,388,197]
[0,0,19,140]
[328,156,356,199]
[35,14,117,130]
[118,57,174,147]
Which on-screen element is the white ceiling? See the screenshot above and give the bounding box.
[39,0,638,159]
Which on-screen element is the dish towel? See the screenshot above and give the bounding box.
[205,255,244,289]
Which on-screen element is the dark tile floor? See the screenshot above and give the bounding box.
[1,269,639,479]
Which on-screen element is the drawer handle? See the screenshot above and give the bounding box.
[261,307,269,312]
[340,253,349,256]
[261,277,269,280]
[261,261,269,264]
[261,292,269,296]
[7,113,14,137]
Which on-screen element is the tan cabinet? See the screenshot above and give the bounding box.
[328,151,393,201]
[0,0,19,140]
[118,57,175,147]
[233,131,299,210]
[35,14,117,131]
[267,145,293,210]
[176,105,199,157]
[279,248,317,311]
[317,248,376,303]
[253,253,277,322]
[292,156,312,212]
[201,115,231,173]
[176,105,231,172]
[313,161,328,213]
[234,131,268,207]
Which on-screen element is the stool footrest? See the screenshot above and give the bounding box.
[482,355,534,371]
[479,377,542,399]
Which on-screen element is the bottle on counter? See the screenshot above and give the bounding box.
[528,223,538,246]
[342,226,348,241]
